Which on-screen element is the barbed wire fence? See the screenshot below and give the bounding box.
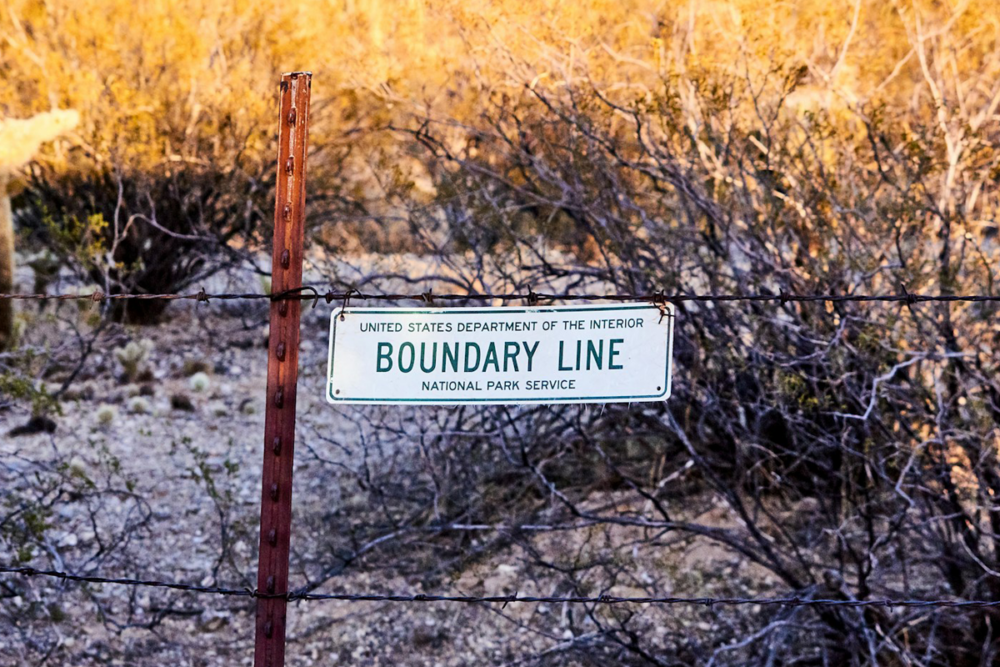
[4,564,1000,610]
[2,286,1000,625]
[1,288,999,305]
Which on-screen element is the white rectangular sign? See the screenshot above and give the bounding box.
[326,303,673,405]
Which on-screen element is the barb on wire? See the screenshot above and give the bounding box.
[3,565,1000,611]
[272,285,321,308]
[0,289,999,305]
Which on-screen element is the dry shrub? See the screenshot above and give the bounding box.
[4,1,1000,664]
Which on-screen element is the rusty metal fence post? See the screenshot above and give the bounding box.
[254,71,311,667]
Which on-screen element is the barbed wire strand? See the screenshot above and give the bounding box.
[0,288,998,305]
[3,566,1000,611]
[3,290,999,614]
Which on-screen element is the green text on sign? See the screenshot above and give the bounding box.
[326,304,674,405]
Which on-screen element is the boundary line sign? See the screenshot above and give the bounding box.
[326,304,674,405]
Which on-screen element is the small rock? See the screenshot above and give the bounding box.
[204,455,226,471]
[63,384,95,401]
[198,610,230,633]
[794,497,821,514]
[171,394,196,412]
[182,359,212,377]
[8,415,57,437]
[208,402,229,418]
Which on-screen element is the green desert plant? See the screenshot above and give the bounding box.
[113,339,153,384]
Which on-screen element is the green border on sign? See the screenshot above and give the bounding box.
[326,303,674,405]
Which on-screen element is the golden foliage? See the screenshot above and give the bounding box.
[1,1,997,176]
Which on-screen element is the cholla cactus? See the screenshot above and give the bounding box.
[188,372,211,393]
[114,339,153,383]
[127,396,151,414]
[95,404,117,426]
[0,110,80,350]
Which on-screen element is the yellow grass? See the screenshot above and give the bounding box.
[0,1,995,174]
